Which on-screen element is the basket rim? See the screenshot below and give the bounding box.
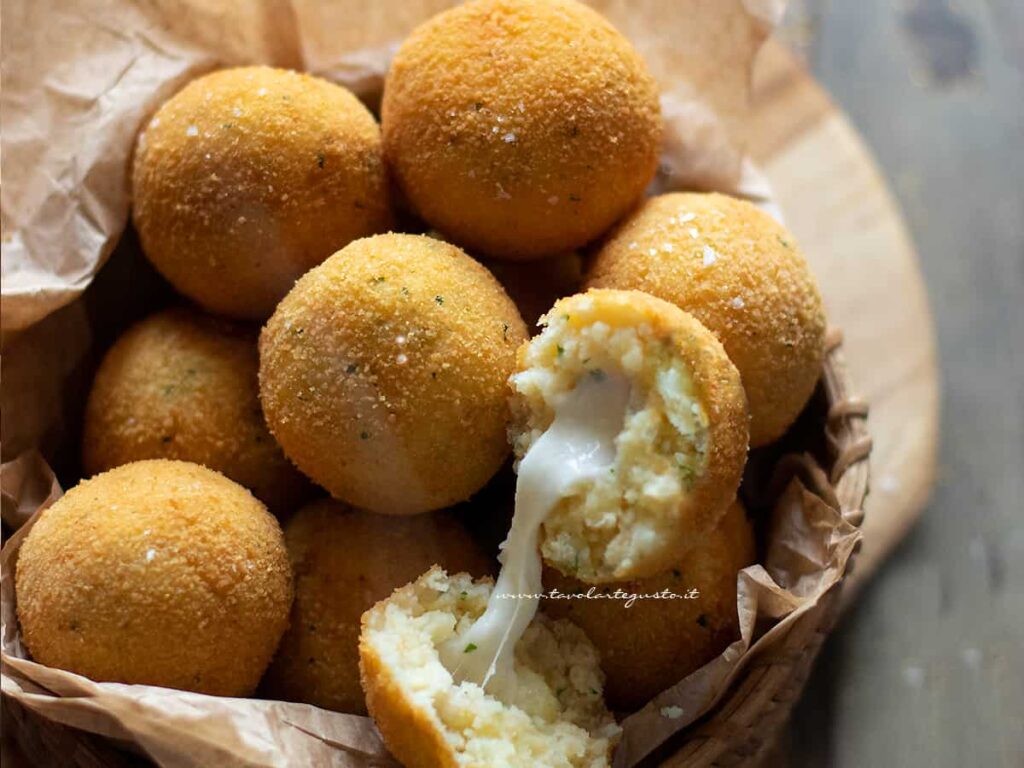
[662,327,871,766]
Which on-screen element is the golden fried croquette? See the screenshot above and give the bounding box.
[510,289,748,582]
[586,193,827,446]
[262,499,494,714]
[382,0,663,260]
[132,66,392,319]
[82,307,309,512]
[544,500,755,710]
[15,460,292,696]
[359,567,620,768]
[259,234,528,515]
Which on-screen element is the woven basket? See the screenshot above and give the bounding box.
[2,328,870,768]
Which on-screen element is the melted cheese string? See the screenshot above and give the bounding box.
[441,372,631,691]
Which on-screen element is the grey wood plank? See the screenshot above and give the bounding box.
[776,0,1024,765]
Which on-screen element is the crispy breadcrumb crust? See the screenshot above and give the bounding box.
[82,307,309,512]
[586,193,827,446]
[259,234,528,514]
[132,66,392,319]
[382,0,662,259]
[15,460,292,696]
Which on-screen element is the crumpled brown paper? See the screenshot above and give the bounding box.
[0,0,868,766]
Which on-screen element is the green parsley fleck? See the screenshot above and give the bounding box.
[459,591,468,599]
[778,235,792,249]
[502,322,509,340]
[434,295,445,305]
[360,431,370,440]
[316,152,325,169]
[464,643,478,653]
[346,363,358,374]
[556,345,565,357]
[589,368,607,382]
[372,276,387,284]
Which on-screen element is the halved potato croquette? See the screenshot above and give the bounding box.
[259,233,528,515]
[263,499,494,714]
[359,568,620,768]
[132,66,392,319]
[15,461,292,696]
[82,307,308,512]
[587,193,827,446]
[383,0,662,260]
[544,500,756,710]
[510,289,749,582]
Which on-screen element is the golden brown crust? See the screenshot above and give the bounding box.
[543,500,756,710]
[359,634,459,768]
[262,499,494,714]
[586,193,827,446]
[82,307,309,512]
[15,460,292,696]
[259,233,528,515]
[382,0,662,260]
[132,66,392,319]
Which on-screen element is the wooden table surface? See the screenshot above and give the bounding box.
[770,1,1024,765]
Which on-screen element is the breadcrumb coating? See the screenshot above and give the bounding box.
[133,66,392,319]
[586,193,827,446]
[262,499,494,714]
[359,567,620,767]
[544,500,755,710]
[382,0,662,260]
[15,460,292,696]
[259,234,528,515]
[82,307,309,512]
[510,290,749,582]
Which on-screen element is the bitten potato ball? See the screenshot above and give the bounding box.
[359,568,620,768]
[82,307,308,512]
[259,233,528,515]
[586,193,827,446]
[262,499,494,714]
[510,289,749,582]
[382,0,662,260]
[15,461,292,696]
[132,66,392,319]
[544,500,755,710]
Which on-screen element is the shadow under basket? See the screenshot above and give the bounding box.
[1,328,871,768]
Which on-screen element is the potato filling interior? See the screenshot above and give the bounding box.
[365,569,619,768]
[511,300,709,580]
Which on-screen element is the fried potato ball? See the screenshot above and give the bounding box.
[82,307,309,512]
[544,500,755,710]
[15,460,292,696]
[586,193,827,446]
[259,233,528,515]
[359,567,620,768]
[132,66,392,319]
[262,499,495,714]
[510,289,748,582]
[382,0,663,260]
